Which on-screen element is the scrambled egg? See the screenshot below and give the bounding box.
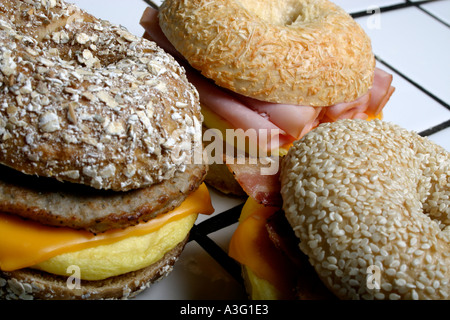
[32,214,197,280]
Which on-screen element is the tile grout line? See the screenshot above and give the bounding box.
[188,204,244,285]
[415,4,450,28]
[351,2,418,18]
[189,227,245,286]
[350,0,447,19]
[407,0,450,28]
[418,119,450,137]
[141,0,159,9]
[194,203,243,235]
[375,55,450,113]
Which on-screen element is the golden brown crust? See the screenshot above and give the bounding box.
[159,0,375,106]
[0,163,207,233]
[280,119,450,300]
[0,0,203,191]
[0,236,188,300]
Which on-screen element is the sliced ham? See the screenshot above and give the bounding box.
[323,92,371,122]
[140,7,183,60]
[232,93,323,140]
[367,68,396,117]
[233,67,395,138]
[185,69,295,152]
[322,68,395,122]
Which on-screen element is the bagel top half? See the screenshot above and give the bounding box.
[158,0,375,106]
[0,0,203,192]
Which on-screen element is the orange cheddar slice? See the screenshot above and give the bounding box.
[229,197,296,299]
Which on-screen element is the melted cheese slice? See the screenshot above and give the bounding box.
[0,183,214,272]
[228,197,296,299]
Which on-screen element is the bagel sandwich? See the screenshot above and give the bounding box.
[229,119,450,300]
[0,0,213,300]
[140,0,395,205]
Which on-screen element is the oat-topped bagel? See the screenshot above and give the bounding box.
[280,119,450,300]
[158,0,375,106]
[0,0,202,191]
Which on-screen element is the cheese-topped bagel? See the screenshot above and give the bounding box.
[158,0,375,106]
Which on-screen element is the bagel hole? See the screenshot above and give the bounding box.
[236,0,307,26]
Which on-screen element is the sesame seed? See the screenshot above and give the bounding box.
[389,293,401,300]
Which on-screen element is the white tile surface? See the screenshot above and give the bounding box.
[356,7,450,108]
[429,126,450,151]
[333,0,405,13]
[421,0,450,26]
[379,62,450,134]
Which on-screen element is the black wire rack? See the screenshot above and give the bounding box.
[140,0,450,296]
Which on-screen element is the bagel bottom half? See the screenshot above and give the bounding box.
[0,236,188,300]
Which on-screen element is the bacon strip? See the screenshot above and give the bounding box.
[226,161,282,207]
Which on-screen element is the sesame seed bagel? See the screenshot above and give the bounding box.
[280,119,450,300]
[158,0,375,106]
[0,0,202,191]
